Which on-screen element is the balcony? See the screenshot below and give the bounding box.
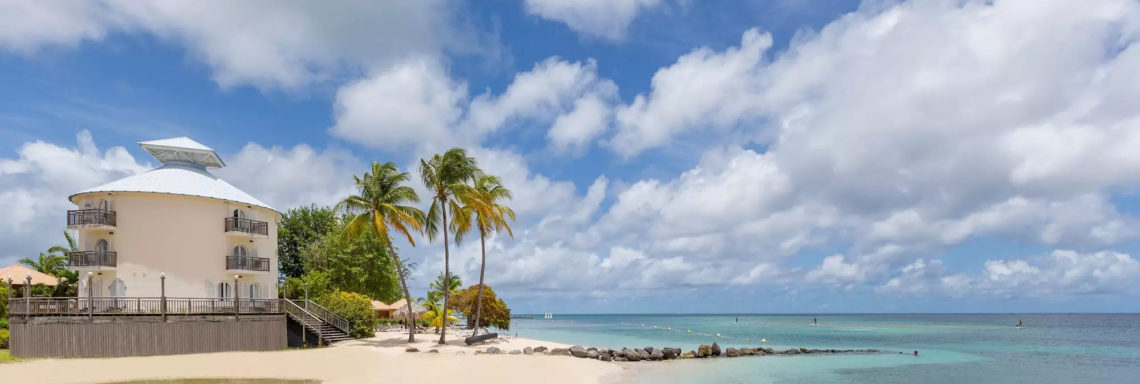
[68,250,117,268]
[224,217,268,237]
[226,255,270,272]
[67,209,116,228]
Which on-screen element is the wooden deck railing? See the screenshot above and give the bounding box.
[224,217,269,236]
[226,256,271,272]
[9,297,283,316]
[67,209,116,227]
[68,251,117,267]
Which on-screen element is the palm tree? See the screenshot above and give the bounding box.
[453,175,514,336]
[19,252,66,275]
[429,272,462,299]
[421,292,459,333]
[48,231,80,296]
[420,148,480,344]
[336,161,427,342]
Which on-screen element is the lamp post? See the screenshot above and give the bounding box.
[25,274,32,319]
[87,272,94,320]
[5,276,11,315]
[234,275,240,319]
[303,280,309,310]
[160,273,167,321]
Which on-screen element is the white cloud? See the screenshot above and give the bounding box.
[0,0,465,90]
[547,94,610,154]
[328,58,468,152]
[524,0,661,40]
[467,58,617,136]
[0,131,147,263]
[611,29,772,157]
[216,143,364,211]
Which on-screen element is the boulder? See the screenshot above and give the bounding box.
[644,346,655,354]
[405,347,419,353]
[762,348,775,355]
[661,348,678,359]
[599,354,613,362]
[533,346,548,353]
[625,350,641,362]
[509,349,522,355]
[697,345,712,358]
[550,348,571,356]
[587,350,599,359]
[740,348,757,356]
[487,347,504,355]
[523,347,534,355]
[783,348,800,355]
[680,351,695,359]
[570,345,589,358]
[725,348,740,357]
[712,342,722,356]
[800,347,809,354]
[649,350,664,361]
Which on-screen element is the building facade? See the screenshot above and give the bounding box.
[65,137,280,301]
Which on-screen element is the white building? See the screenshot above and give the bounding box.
[66,137,280,301]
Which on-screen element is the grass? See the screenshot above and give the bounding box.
[96,378,321,380]
[0,349,19,363]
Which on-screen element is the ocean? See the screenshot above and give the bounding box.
[510,313,1140,383]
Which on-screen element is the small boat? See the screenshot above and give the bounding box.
[544,312,553,319]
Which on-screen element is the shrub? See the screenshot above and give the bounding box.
[316,291,376,338]
[0,285,7,317]
[0,329,8,349]
[450,284,512,330]
[0,318,8,330]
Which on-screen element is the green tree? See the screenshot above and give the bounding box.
[19,252,65,276]
[315,291,377,338]
[277,205,338,278]
[421,292,458,333]
[420,148,480,344]
[429,272,462,299]
[336,161,427,342]
[450,284,511,330]
[308,222,401,302]
[452,174,514,336]
[47,231,79,297]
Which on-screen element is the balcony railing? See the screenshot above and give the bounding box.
[68,250,117,267]
[226,255,270,272]
[67,209,116,227]
[225,217,268,236]
[9,297,282,316]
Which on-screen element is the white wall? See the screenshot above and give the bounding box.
[72,192,280,300]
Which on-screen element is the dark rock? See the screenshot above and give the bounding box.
[644,346,655,353]
[523,347,534,355]
[712,342,722,356]
[867,349,878,353]
[650,350,664,361]
[405,347,419,353]
[550,348,570,356]
[661,348,678,359]
[784,348,800,355]
[588,347,598,352]
[697,345,712,358]
[587,350,599,359]
[800,347,809,353]
[614,356,627,362]
[725,348,740,357]
[533,346,548,353]
[626,352,641,362]
[599,354,612,362]
[570,345,588,358]
[740,348,757,355]
[487,347,504,354]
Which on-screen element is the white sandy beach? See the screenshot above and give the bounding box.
[0,330,627,384]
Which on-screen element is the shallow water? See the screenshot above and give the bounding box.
[511,313,1140,383]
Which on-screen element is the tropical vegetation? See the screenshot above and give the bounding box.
[450,284,511,330]
[18,231,80,297]
[335,161,426,342]
[420,148,481,344]
[452,174,515,336]
[315,291,377,338]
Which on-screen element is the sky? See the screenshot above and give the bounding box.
[1,0,1139,314]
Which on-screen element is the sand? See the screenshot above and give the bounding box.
[0,330,627,384]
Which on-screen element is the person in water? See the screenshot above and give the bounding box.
[1017,319,1023,327]
[813,317,818,325]
[913,350,919,357]
[735,317,739,323]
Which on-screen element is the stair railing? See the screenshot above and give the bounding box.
[289,299,352,335]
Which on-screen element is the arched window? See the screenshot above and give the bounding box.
[217,282,232,298]
[249,282,260,299]
[97,199,110,211]
[109,279,125,297]
[233,209,246,219]
[233,245,248,257]
[95,239,109,252]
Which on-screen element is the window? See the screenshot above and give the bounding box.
[233,245,248,257]
[95,239,109,252]
[233,209,246,219]
[97,199,109,211]
[218,282,232,298]
[249,282,260,299]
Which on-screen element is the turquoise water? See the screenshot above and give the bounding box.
[510,314,1140,383]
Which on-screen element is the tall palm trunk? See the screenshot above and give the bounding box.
[390,243,416,343]
[439,196,451,345]
[471,229,487,336]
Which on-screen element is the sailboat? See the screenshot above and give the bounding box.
[544,312,553,319]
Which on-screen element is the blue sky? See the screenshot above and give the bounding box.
[2,0,1139,314]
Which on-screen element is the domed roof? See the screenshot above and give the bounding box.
[69,137,278,214]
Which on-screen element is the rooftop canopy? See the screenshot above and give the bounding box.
[0,264,60,286]
[140,137,225,168]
